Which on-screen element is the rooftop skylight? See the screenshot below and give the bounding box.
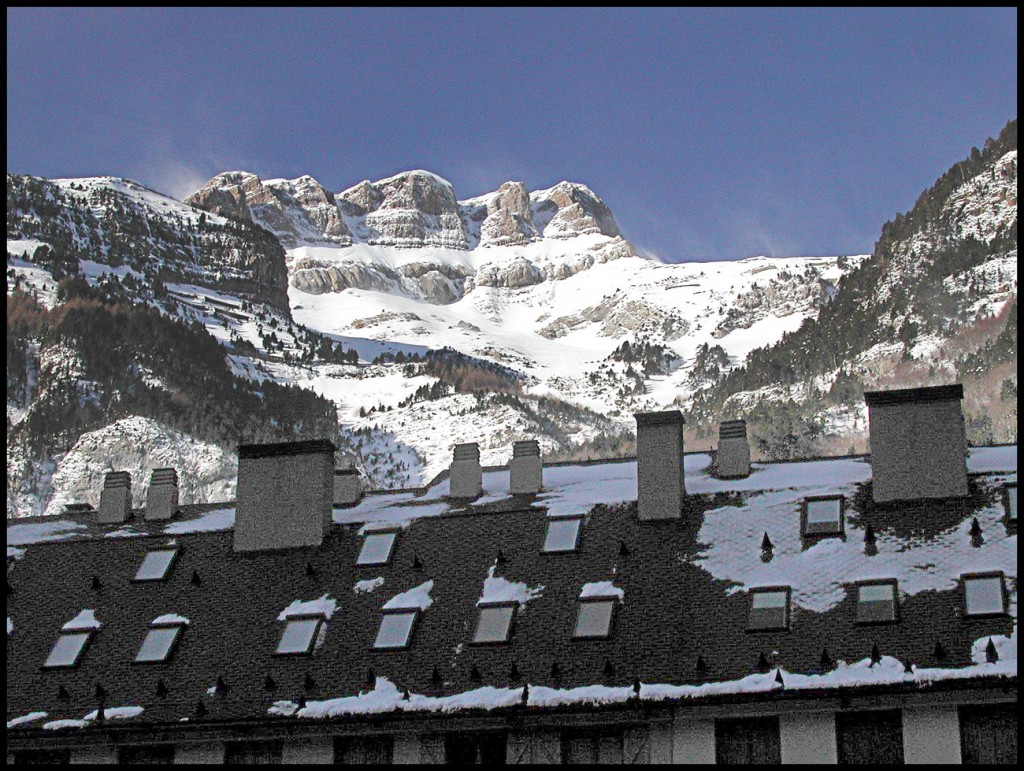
[135,621,186,663]
[748,587,790,631]
[275,615,324,656]
[542,516,582,553]
[856,580,897,624]
[357,532,398,566]
[133,549,178,581]
[573,595,617,640]
[1006,484,1017,521]
[43,632,92,668]
[473,603,516,644]
[962,573,1006,617]
[373,610,417,650]
[803,496,844,536]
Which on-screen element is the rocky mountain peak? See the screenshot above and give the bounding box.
[477,180,539,247]
[532,181,621,239]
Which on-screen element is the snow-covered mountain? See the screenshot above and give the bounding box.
[7,121,1017,517]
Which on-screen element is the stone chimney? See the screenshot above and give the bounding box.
[234,440,336,553]
[97,471,132,524]
[635,411,685,521]
[144,468,179,522]
[865,384,968,503]
[716,419,751,479]
[334,454,365,505]
[450,443,482,499]
[510,440,543,495]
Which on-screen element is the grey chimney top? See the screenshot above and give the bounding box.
[453,443,480,462]
[719,419,747,439]
[635,410,685,427]
[513,440,541,458]
[864,384,964,406]
[238,439,337,459]
[103,471,131,489]
[149,467,178,485]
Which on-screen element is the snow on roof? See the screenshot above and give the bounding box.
[151,613,190,626]
[163,507,235,535]
[7,617,13,636]
[354,577,385,594]
[266,628,1014,720]
[81,706,144,722]
[382,580,435,611]
[62,609,101,631]
[7,519,87,546]
[579,581,624,601]
[695,472,1017,613]
[7,712,47,729]
[477,565,544,606]
[278,595,338,621]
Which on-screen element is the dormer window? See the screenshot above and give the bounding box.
[961,572,1007,617]
[136,615,188,663]
[357,531,398,566]
[133,548,178,582]
[373,609,418,650]
[856,579,898,624]
[802,496,844,536]
[275,614,325,655]
[543,516,583,553]
[473,602,516,644]
[44,610,101,668]
[748,587,790,631]
[1005,484,1017,521]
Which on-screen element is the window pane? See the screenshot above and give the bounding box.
[44,632,91,667]
[959,704,1017,764]
[225,741,283,765]
[752,591,788,609]
[374,612,416,649]
[1008,487,1017,520]
[134,549,177,581]
[574,601,614,638]
[715,716,781,764]
[357,533,396,565]
[837,710,904,764]
[276,618,320,654]
[474,605,514,643]
[543,518,581,552]
[334,736,395,764]
[859,583,895,603]
[136,626,182,662]
[806,499,841,533]
[13,749,71,765]
[119,745,175,764]
[965,577,1004,615]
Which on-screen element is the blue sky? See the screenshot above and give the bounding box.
[6,8,1017,262]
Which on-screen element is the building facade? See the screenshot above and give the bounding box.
[6,385,1017,764]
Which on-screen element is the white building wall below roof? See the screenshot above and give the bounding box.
[780,711,838,764]
[670,715,716,763]
[902,705,962,765]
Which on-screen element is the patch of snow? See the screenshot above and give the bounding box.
[383,580,435,610]
[7,519,87,546]
[579,581,624,601]
[477,566,544,606]
[151,613,190,625]
[278,594,338,621]
[7,711,47,729]
[81,706,144,722]
[354,577,385,594]
[164,508,235,534]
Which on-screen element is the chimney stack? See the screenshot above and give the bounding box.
[144,468,179,522]
[635,411,685,520]
[98,471,132,524]
[716,419,751,479]
[510,440,543,495]
[865,384,968,503]
[234,440,336,552]
[334,454,365,505]
[450,443,482,499]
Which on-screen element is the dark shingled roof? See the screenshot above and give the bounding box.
[6,447,1017,730]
